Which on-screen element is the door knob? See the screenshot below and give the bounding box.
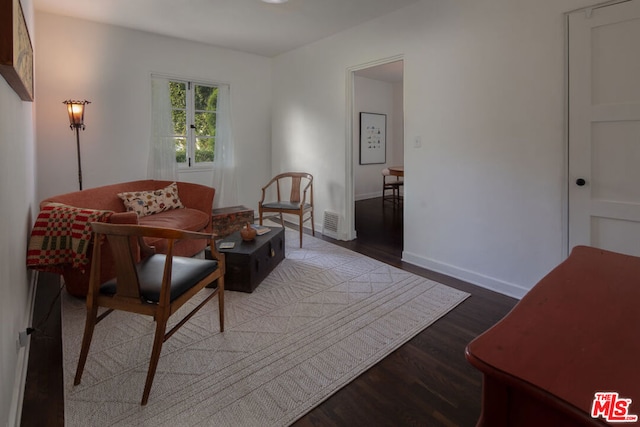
[576,178,586,186]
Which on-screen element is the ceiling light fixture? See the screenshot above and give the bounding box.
[262,0,288,4]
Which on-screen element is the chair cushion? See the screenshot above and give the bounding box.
[100,255,219,302]
[262,202,311,210]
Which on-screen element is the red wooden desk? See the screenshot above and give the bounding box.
[466,246,640,426]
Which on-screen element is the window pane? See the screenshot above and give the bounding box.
[194,112,216,136]
[171,110,186,136]
[175,137,187,163]
[194,85,217,111]
[195,137,214,162]
[169,82,186,109]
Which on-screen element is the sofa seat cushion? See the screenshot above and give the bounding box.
[138,207,209,230]
[139,208,210,254]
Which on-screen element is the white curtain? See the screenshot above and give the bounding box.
[212,84,238,208]
[147,77,177,180]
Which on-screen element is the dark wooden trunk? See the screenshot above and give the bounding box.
[206,226,285,293]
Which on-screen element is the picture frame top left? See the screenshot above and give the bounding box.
[0,0,34,102]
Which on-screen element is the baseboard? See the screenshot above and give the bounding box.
[311,220,350,241]
[8,271,38,427]
[402,250,528,299]
[265,216,351,243]
[355,192,381,201]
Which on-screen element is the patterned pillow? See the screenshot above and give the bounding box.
[117,182,184,217]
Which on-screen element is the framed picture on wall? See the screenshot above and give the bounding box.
[359,112,386,165]
[0,0,34,101]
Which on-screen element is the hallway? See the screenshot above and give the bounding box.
[358,196,402,255]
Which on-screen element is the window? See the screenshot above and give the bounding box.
[169,80,218,168]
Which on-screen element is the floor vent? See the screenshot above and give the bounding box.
[322,211,340,239]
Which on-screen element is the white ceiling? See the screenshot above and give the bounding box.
[33,0,421,58]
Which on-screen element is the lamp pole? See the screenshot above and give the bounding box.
[74,125,83,190]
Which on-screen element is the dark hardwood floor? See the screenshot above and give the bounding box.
[21,197,517,427]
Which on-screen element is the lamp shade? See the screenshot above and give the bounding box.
[63,100,90,129]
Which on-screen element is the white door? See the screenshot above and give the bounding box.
[568,0,640,256]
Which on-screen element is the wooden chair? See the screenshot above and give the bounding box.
[382,168,403,205]
[73,223,225,405]
[259,172,314,247]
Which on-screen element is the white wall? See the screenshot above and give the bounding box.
[391,81,404,169]
[353,76,403,201]
[272,0,596,298]
[35,12,273,214]
[0,1,37,424]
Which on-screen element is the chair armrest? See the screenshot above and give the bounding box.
[91,223,224,265]
[260,177,279,204]
[301,180,313,206]
[92,223,213,240]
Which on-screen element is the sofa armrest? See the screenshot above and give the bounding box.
[109,211,139,224]
[175,182,215,231]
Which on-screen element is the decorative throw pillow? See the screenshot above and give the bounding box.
[117,182,184,217]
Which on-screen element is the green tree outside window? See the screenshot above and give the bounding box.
[169,81,217,165]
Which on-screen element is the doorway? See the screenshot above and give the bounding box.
[350,59,404,255]
[567,0,640,256]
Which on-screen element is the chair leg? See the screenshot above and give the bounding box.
[299,214,304,248]
[279,213,285,228]
[141,315,169,405]
[74,305,99,385]
[382,176,388,203]
[217,278,225,333]
[310,210,315,236]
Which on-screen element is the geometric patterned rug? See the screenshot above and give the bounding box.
[61,226,469,426]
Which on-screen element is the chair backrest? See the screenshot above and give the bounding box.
[269,172,313,204]
[89,222,179,301]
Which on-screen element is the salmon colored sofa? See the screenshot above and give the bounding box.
[40,180,215,297]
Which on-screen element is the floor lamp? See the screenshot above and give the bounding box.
[63,100,91,191]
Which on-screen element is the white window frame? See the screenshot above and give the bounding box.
[169,78,218,171]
